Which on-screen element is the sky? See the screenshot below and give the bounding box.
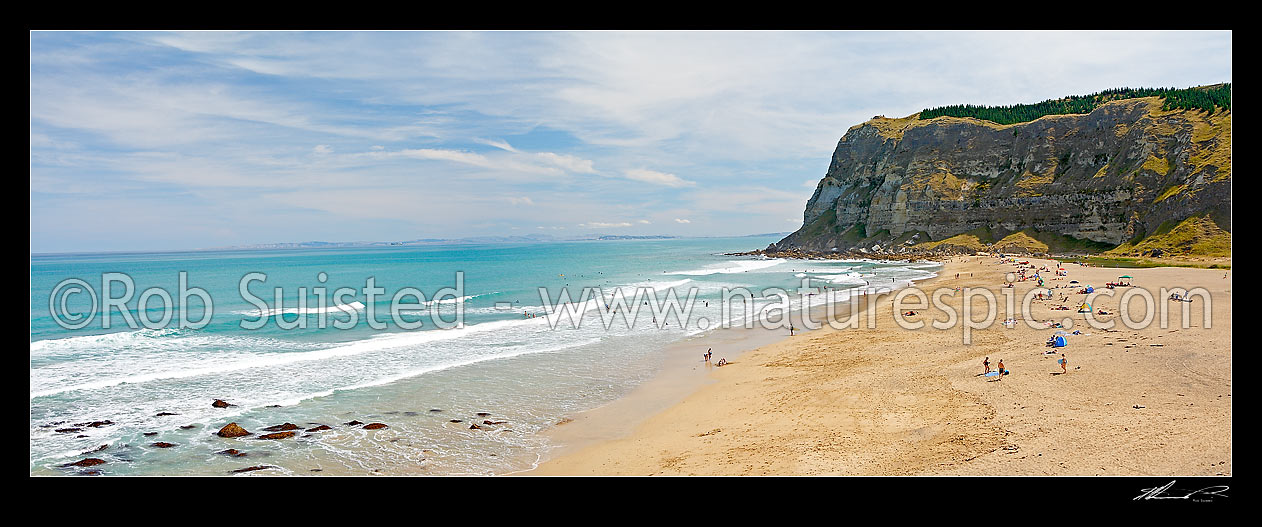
[29,31,1232,253]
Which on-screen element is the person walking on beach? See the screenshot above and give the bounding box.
[790,324,795,336]
[996,359,1005,381]
[983,357,991,375]
[1059,354,1067,374]
[704,348,712,362]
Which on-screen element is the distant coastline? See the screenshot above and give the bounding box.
[30,232,795,257]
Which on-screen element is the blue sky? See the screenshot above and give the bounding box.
[30,31,1232,253]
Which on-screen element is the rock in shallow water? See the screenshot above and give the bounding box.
[257,431,296,440]
[261,423,301,432]
[64,458,106,467]
[362,423,388,430]
[217,422,251,438]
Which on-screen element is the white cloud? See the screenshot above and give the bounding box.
[474,137,519,152]
[314,144,332,154]
[624,168,696,188]
[638,219,651,224]
[579,221,633,229]
[535,152,596,174]
[508,196,534,205]
[674,218,691,224]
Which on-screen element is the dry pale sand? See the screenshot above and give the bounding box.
[529,256,1232,476]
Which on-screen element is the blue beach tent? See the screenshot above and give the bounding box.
[1052,335,1067,347]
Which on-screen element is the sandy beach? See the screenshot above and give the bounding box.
[528,256,1232,476]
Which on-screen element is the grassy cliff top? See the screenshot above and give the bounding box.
[916,84,1230,126]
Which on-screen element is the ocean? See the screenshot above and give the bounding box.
[30,236,939,475]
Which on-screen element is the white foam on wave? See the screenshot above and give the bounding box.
[29,315,556,399]
[618,278,694,292]
[667,259,785,276]
[239,301,366,318]
[30,327,181,353]
[274,337,605,407]
[815,272,868,285]
[788,266,855,275]
[424,292,498,306]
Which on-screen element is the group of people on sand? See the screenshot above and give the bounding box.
[703,348,727,367]
[983,356,1005,380]
[982,350,1069,382]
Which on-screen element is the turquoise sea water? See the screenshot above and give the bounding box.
[30,236,939,475]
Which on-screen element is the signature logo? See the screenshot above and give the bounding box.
[1135,480,1229,501]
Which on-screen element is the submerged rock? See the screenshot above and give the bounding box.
[64,458,106,467]
[257,431,296,440]
[362,423,388,430]
[344,420,364,426]
[261,423,301,432]
[231,465,274,473]
[212,399,234,408]
[305,425,332,432]
[55,428,83,434]
[151,442,177,448]
[155,412,179,417]
[217,449,247,457]
[216,422,251,438]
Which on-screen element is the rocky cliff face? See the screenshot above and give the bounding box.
[772,97,1231,255]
